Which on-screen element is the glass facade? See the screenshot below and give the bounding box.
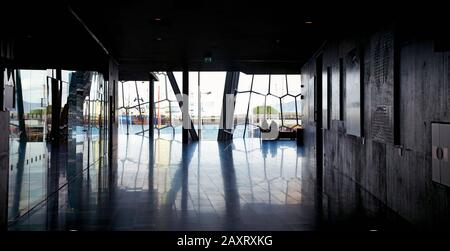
[116,72,302,140]
[117,74,183,140]
[118,81,152,136]
[189,72,226,140]
[154,73,182,140]
[8,70,50,220]
[233,73,302,138]
[7,69,109,223]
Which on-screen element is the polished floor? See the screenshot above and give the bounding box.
[7,134,411,231]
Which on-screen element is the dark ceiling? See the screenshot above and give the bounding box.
[1,1,446,80]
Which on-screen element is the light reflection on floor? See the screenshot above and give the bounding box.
[9,135,316,230]
[113,135,314,230]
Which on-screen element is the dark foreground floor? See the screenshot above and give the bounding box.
[7,135,411,231]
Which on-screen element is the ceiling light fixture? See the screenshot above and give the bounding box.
[305,21,313,24]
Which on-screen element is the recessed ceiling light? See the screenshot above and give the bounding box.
[154,17,162,21]
[305,21,313,24]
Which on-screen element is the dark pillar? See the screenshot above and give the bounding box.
[167,72,198,141]
[51,69,62,143]
[47,70,61,229]
[148,73,157,196]
[180,68,190,225]
[108,58,119,189]
[149,73,158,140]
[218,71,240,141]
[15,71,26,141]
[182,69,189,144]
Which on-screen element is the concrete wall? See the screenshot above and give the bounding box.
[0,112,9,230]
[301,28,450,230]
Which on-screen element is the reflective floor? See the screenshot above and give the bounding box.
[8,135,315,230]
[7,135,411,231]
[7,127,105,225]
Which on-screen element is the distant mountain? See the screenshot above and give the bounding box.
[251,100,298,115]
[23,101,43,113]
[281,100,297,113]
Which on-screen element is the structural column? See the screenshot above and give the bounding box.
[218,71,240,140]
[15,71,26,141]
[167,72,198,141]
[51,69,62,143]
[148,73,158,140]
[182,69,189,144]
[148,73,158,202]
[108,57,119,188]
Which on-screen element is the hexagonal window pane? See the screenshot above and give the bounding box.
[155,100,172,128]
[167,79,177,101]
[154,77,168,101]
[238,73,253,92]
[135,81,149,104]
[248,93,266,127]
[233,92,250,126]
[287,75,301,96]
[170,101,182,127]
[252,75,269,95]
[281,95,297,128]
[121,81,138,107]
[265,94,281,125]
[270,75,287,97]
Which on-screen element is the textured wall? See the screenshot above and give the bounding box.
[0,112,9,229]
[301,28,450,230]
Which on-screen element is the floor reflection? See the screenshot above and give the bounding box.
[8,140,50,221]
[9,135,316,230]
[7,129,105,228]
[8,134,412,231]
